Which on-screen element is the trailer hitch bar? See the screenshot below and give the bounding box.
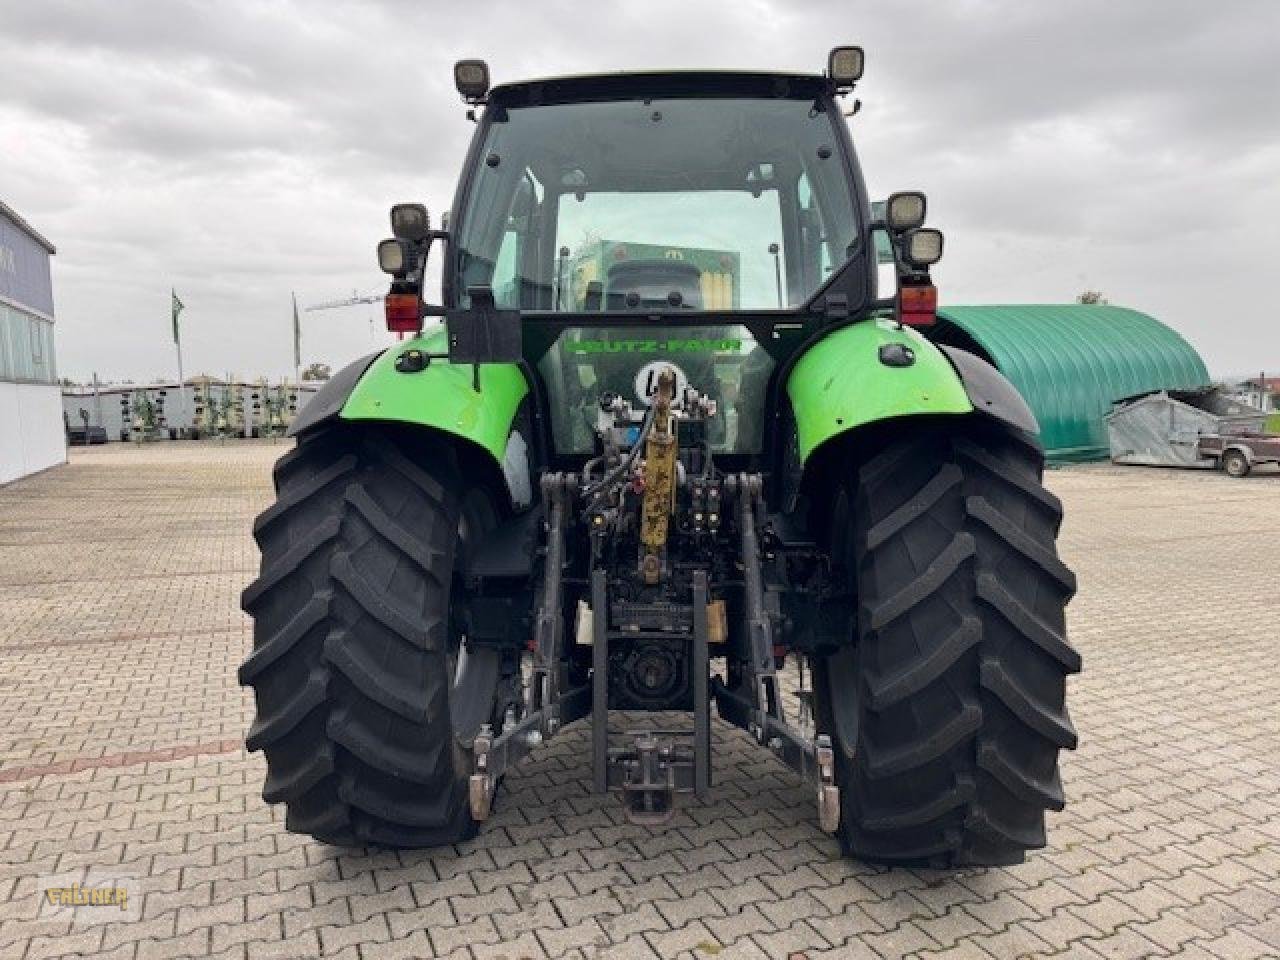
[469,683,591,821]
[710,679,839,832]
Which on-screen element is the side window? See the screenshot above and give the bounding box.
[0,306,11,380]
[491,229,520,307]
[491,170,543,309]
[797,173,833,282]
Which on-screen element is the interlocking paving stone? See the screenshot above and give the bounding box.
[1,443,1278,958]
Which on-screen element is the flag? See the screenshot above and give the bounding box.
[171,289,184,344]
[292,292,301,369]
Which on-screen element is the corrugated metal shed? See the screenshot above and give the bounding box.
[933,305,1210,461]
[1104,388,1267,468]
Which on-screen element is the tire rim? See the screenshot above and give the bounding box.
[446,491,506,745]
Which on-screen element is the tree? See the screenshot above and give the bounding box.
[302,362,332,381]
[1076,290,1108,305]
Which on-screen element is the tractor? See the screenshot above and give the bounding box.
[240,48,1079,866]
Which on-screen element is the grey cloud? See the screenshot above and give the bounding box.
[0,0,1275,381]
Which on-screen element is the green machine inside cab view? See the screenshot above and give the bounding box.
[240,47,1080,867]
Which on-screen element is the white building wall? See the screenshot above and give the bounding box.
[0,382,65,485]
[1,201,62,483]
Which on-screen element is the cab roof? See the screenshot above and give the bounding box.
[487,70,831,107]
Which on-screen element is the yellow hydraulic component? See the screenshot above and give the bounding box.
[640,368,678,584]
[707,599,728,644]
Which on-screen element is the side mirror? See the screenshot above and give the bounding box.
[885,191,927,232]
[447,286,523,365]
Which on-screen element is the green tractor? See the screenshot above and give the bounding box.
[240,49,1079,866]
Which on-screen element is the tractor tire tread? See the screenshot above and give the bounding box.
[867,616,981,710]
[865,464,962,551]
[240,426,483,848]
[821,423,1079,867]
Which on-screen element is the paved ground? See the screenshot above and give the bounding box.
[1,442,1278,960]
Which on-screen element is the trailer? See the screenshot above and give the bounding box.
[1106,387,1277,475]
[1197,432,1280,477]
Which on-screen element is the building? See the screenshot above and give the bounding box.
[934,304,1210,461]
[61,378,319,441]
[1225,376,1279,412]
[0,200,63,484]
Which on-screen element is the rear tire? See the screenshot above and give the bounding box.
[1222,450,1250,478]
[814,422,1080,866]
[239,425,505,847]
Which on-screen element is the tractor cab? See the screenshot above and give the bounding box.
[381,60,885,469]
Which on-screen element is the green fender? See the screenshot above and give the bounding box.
[786,319,973,463]
[339,326,528,463]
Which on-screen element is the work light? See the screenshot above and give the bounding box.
[827,46,865,89]
[377,238,411,276]
[885,191,927,232]
[454,59,490,102]
[903,228,944,267]
[390,204,430,242]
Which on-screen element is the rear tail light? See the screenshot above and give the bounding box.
[897,283,937,326]
[385,293,422,333]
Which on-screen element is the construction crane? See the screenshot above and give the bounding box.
[303,290,387,346]
[304,290,384,312]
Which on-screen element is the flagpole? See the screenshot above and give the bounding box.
[172,289,187,439]
[176,331,187,438]
[292,292,302,386]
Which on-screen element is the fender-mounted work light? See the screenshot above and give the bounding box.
[885,191,927,232]
[377,238,411,276]
[390,203,430,242]
[454,59,490,103]
[903,228,944,268]
[827,46,865,91]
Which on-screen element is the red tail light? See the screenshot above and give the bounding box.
[897,283,937,326]
[385,293,422,333]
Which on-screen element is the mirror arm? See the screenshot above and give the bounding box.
[405,229,451,313]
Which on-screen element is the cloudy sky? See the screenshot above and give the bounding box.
[2,0,1277,382]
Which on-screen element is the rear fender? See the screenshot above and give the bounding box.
[936,343,1038,435]
[289,327,530,500]
[786,321,1041,465]
[785,320,973,464]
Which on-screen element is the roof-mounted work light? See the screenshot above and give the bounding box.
[827,46,865,91]
[390,204,430,242]
[454,59,490,103]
